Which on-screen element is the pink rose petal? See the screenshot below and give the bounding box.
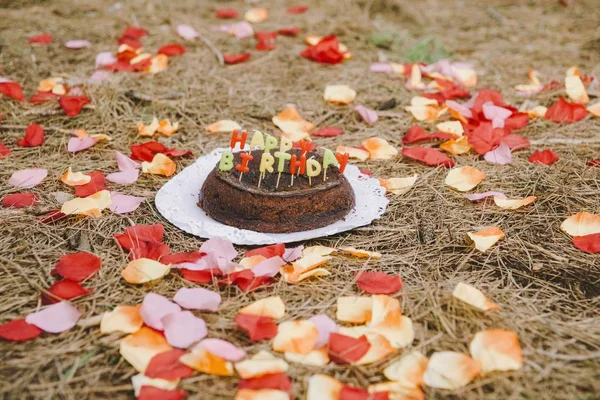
[109,193,144,214]
[0,77,12,83]
[68,136,98,153]
[200,238,237,261]
[116,151,141,171]
[177,24,200,40]
[95,51,117,68]
[445,100,473,119]
[252,256,286,277]
[173,288,221,311]
[464,191,507,201]
[484,141,512,165]
[308,314,339,348]
[65,40,91,49]
[162,311,207,348]
[283,245,303,262]
[213,22,253,39]
[139,293,181,331]
[354,105,378,125]
[106,169,139,185]
[195,339,246,361]
[369,63,393,73]
[482,101,512,128]
[89,70,111,84]
[25,301,81,333]
[8,168,48,188]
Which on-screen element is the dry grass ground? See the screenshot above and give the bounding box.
[1,0,600,399]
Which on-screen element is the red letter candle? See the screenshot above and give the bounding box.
[289,154,306,175]
[235,152,254,173]
[335,152,350,173]
[230,129,247,149]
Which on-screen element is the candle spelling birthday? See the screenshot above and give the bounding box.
[217,130,349,188]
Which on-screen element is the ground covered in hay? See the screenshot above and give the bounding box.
[1,0,600,399]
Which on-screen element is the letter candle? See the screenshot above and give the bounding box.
[335,152,350,173]
[305,158,321,186]
[263,134,278,153]
[274,151,291,188]
[298,139,312,156]
[258,152,275,188]
[249,130,265,150]
[230,129,247,149]
[235,152,254,181]
[289,153,306,186]
[219,151,234,171]
[321,149,339,181]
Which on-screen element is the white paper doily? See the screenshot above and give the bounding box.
[155,148,389,245]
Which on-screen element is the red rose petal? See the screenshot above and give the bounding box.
[163,147,192,158]
[504,112,529,130]
[28,33,53,44]
[238,373,292,394]
[467,122,507,155]
[36,210,67,223]
[223,269,273,292]
[328,333,371,364]
[360,169,373,176]
[529,149,559,165]
[130,242,171,261]
[180,268,221,284]
[234,314,278,341]
[117,36,142,49]
[340,385,389,400]
[216,8,238,19]
[587,159,600,167]
[161,251,205,265]
[2,193,38,208]
[0,319,42,341]
[0,141,11,158]
[74,171,107,197]
[545,97,588,123]
[502,134,530,151]
[158,43,186,56]
[130,141,168,162]
[223,53,251,65]
[572,233,600,254]
[287,5,308,14]
[51,252,102,282]
[42,280,92,304]
[471,89,504,116]
[145,349,194,380]
[17,123,44,147]
[278,27,301,36]
[0,82,25,101]
[401,146,455,167]
[356,271,403,295]
[58,95,91,117]
[103,59,136,72]
[138,386,187,400]
[301,35,345,64]
[245,243,285,259]
[122,26,147,40]
[311,126,344,137]
[30,91,59,105]
[402,125,454,144]
[114,224,165,250]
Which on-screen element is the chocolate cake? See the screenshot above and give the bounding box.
[199,149,355,233]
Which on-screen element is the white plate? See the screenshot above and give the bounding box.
[155,148,389,245]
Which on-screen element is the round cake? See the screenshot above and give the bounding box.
[199,149,355,233]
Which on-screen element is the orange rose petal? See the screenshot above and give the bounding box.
[336,296,372,323]
[335,145,369,161]
[444,166,485,192]
[280,253,332,283]
[206,119,242,134]
[423,351,481,390]
[362,137,398,160]
[74,129,89,139]
[90,133,112,142]
[281,131,310,142]
[304,35,321,45]
[141,153,176,177]
[272,106,315,136]
[324,85,356,104]
[561,211,600,236]
[367,295,414,349]
[100,305,143,334]
[244,8,268,23]
[282,267,331,283]
[307,374,342,400]
[60,190,111,217]
[353,333,395,365]
[131,373,179,396]
[130,53,152,66]
[515,69,542,94]
[368,383,424,400]
[234,350,289,379]
[440,136,471,155]
[587,102,600,118]
[341,247,382,259]
[383,351,429,387]
[149,54,168,74]
[379,174,418,195]
[284,347,329,366]
[120,326,172,373]
[235,389,290,400]
[469,329,523,374]
[302,246,337,257]
[272,320,319,355]
[405,96,447,122]
[452,66,478,88]
[179,347,233,376]
[527,105,548,118]
[565,75,589,104]
[121,258,170,284]
[38,77,63,92]
[238,296,285,319]
[138,117,159,137]
[452,282,500,311]
[157,119,179,137]
[406,65,425,90]
[436,121,464,137]
[239,255,267,269]
[493,195,536,210]
[467,227,505,252]
[61,167,92,186]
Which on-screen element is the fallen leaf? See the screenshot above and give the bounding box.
[356,272,402,294]
[122,258,170,284]
[423,351,481,389]
[453,282,500,311]
[444,166,485,192]
[469,329,523,373]
[25,301,81,333]
[8,168,48,188]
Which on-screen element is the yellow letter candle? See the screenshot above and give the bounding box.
[258,152,275,188]
[279,136,293,152]
[264,134,278,154]
[219,151,234,171]
[306,158,322,186]
[274,151,292,188]
[322,149,339,180]
[249,130,265,150]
